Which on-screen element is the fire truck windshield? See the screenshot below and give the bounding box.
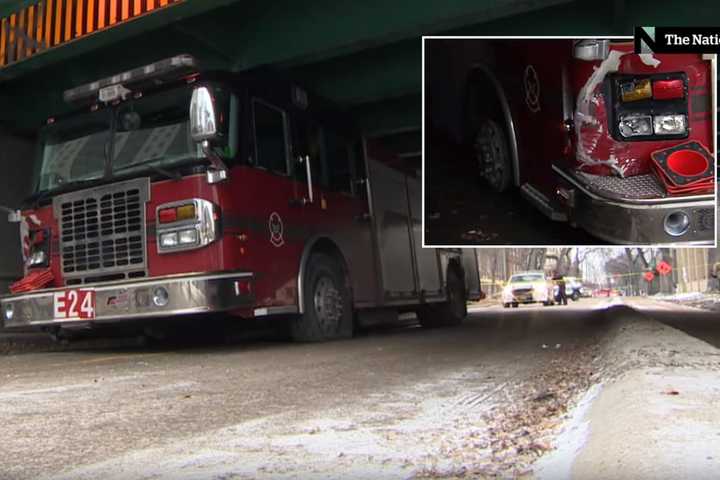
[34,85,203,196]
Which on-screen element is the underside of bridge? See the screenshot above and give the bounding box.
[1,0,716,161]
[0,0,715,287]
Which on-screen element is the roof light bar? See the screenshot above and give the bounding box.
[63,54,198,106]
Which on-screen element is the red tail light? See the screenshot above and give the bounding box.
[653,79,684,100]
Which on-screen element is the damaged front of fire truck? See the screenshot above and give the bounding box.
[468,39,715,244]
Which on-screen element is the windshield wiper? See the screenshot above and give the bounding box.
[114,157,182,181]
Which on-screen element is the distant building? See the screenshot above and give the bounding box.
[672,249,712,293]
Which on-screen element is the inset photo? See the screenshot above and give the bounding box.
[423,37,716,246]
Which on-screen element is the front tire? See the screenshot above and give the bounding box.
[473,119,512,193]
[291,253,353,342]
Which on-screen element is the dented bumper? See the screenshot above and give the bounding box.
[555,166,715,245]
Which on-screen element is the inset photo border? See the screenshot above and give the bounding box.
[421,36,717,248]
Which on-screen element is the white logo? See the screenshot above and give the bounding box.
[269,212,284,247]
[524,65,541,113]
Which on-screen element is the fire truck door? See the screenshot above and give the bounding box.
[289,115,377,305]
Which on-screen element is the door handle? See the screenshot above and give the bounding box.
[303,155,314,204]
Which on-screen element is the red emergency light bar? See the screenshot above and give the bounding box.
[63,54,199,106]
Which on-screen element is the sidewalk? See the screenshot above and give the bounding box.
[535,305,720,479]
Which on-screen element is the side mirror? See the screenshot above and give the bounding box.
[190,86,218,142]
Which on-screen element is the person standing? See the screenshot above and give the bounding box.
[553,272,568,306]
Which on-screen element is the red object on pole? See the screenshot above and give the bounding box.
[657,261,672,276]
[644,271,655,282]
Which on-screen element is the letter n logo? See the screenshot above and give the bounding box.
[634,26,656,54]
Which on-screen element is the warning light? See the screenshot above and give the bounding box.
[653,79,684,100]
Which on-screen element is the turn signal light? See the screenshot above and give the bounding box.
[176,204,196,221]
[158,208,177,224]
[621,78,652,102]
[158,204,197,224]
[653,79,684,100]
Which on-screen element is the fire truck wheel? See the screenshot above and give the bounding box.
[417,267,467,328]
[474,119,511,192]
[292,253,353,342]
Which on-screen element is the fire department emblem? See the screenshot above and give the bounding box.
[524,65,541,113]
[268,212,284,247]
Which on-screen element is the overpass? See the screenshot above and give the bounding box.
[0,0,715,287]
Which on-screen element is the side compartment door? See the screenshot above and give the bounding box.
[366,157,417,301]
[405,175,443,299]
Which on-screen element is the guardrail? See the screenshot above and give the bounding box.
[0,0,182,68]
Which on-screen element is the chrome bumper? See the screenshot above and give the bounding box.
[0,271,254,329]
[555,166,715,245]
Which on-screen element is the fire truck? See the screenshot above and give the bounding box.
[430,38,715,244]
[0,55,481,341]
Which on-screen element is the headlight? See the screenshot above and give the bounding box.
[618,114,652,137]
[156,199,220,253]
[653,115,687,135]
[4,303,14,321]
[178,228,199,245]
[27,250,47,267]
[160,232,179,248]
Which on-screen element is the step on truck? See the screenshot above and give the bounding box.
[0,55,481,340]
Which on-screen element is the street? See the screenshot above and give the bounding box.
[1,297,719,479]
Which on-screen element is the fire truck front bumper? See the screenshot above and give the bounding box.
[0,271,255,329]
[554,167,715,245]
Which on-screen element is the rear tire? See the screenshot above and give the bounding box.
[291,253,353,342]
[512,303,519,308]
[418,267,467,328]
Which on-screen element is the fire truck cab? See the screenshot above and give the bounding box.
[438,39,716,244]
[0,55,481,341]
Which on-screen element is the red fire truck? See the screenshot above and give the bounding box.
[434,38,715,244]
[0,55,481,341]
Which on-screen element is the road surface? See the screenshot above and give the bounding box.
[0,297,717,479]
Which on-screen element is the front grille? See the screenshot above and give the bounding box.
[54,178,150,284]
[512,288,532,295]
